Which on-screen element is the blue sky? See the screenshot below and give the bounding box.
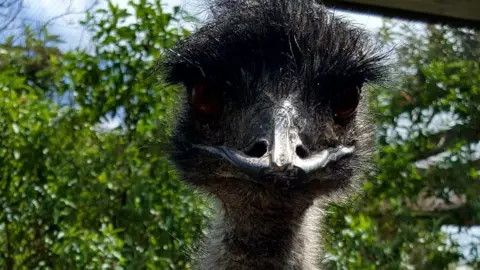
[18,0,385,50]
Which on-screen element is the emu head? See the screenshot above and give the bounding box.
[163,0,385,205]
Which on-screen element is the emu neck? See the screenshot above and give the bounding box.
[200,187,322,270]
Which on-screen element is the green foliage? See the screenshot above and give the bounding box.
[0,1,207,269]
[324,22,480,269]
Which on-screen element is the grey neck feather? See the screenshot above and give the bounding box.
[197,199,324,270]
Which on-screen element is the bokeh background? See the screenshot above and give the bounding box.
[0,0,479,269]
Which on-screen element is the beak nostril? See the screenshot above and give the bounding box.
[295,145,309,159]
[244,140,268,158]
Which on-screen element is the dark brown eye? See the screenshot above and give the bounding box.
[332,86,361,120]
[188,83,222,116]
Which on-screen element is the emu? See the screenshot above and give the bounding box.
[162,0,386,269]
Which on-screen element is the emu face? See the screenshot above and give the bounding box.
[164,0,384,199]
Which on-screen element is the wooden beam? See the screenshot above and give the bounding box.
[323,0,480,28]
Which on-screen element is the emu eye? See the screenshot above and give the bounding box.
[188,83,222,117]
[332,86,361,120]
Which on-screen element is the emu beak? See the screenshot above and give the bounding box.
[192,144,354,183]
[268,99,354,173]
[192,144,271,179]
[192,99,355,183]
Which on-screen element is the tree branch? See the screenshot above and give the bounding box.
[42,0,99,28]
[413,124,480,162]
[0,0,23,32]
[371,202,479,227]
